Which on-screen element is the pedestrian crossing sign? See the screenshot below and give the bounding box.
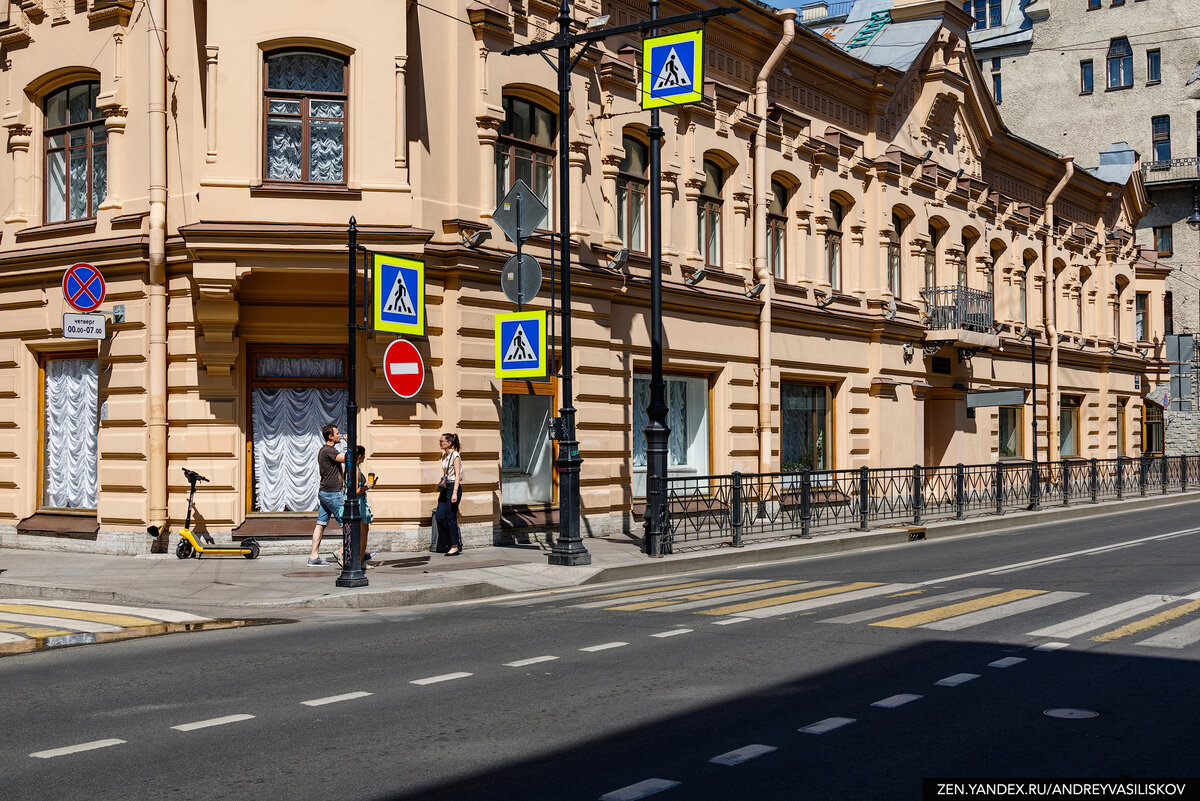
[373,254,425,336]
[642,29,704,109]
[495,310,547,378]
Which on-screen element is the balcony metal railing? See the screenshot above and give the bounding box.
[1142,157,1200,185]
[920,285,994,333]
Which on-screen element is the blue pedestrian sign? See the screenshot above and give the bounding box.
[495,310,547,379]
[642,29,704,110]
[372,254,425,336]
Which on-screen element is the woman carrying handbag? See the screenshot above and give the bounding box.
[436,432,464,556]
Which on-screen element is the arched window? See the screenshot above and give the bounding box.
[617,135,648,253]
[498,95,555,209]
[889,212,906,297]
[925,223,942,296]
[826,199,844,291]
[1113,281,1124,341]
[1107,37,1132,89]
[1021,251,1036,327]
[768,181,788,280]
[699,160,724,268]
[44,82,105,222]
[264,50,348,184]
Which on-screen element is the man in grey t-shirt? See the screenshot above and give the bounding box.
[308,423,345,566]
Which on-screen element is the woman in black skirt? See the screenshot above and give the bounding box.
[436,432,463,555]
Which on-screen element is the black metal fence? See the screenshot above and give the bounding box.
[649,455,1200,553]
[921,285,994,333]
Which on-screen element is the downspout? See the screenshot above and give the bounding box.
[755,8,796,473]
[147,0,168,536]
[1044,157,1073,463]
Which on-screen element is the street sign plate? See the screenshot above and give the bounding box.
[382,338,425,399]
[965,388,1026,408]
[642,29,704,110]
[495,310,547,379]
[62,313,106,340]
[492,179,548,245]
[372,254,425,336]
[501,254,543,306]
[62,263,106,313]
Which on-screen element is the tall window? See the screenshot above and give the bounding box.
[497,95,555,209]
[1143,404,1164,455]
[925,224,940,295]
[1154,225,1173,256]
[1147,49,1161,84]
[1076,290,1084,334]
[1059,396,1082,458]
[992,73,1003,104]
[698,160,724,268]
[501,382,555,506]
[1151,116,1171,162]
[1117,399,1127,457]
[1113,283,1124,341]
[1018,275,1028,327]
[44,82,106,223]
[264,51,347,184]
[781,383,829,471]
[42,356,98,509]
[617,135,648,253]
[632,374,710,497]
[888,212,905,298]
[825,199,844,292]
[1164,291,1174,336]
[768,181,788,280]
[1080,60,1094,94]
[999,406,1022,459]
[1107,38,1133,89]
[1135,292,1149,341]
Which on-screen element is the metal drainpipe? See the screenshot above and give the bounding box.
[754,8,796,473]
[1044,158,1074,463]
[147,0,169,536]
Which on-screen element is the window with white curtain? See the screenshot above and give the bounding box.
[43,357,98,509]
[264,51,348,184]
[501,392,554,505]
[631,373,710,498]
[250,355,347,513]
[43,82,106,223]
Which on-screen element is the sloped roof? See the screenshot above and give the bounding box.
[811,0,940,71]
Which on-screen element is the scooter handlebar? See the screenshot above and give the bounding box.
[182,468,210,484]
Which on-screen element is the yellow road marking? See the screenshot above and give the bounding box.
[1092,599,1200,643]
[606,581,804,611]
[698,582,884,616]
[870,589,1047,629]
[574,580,731,603]
[0,603,160,628]
[0,620,76,638]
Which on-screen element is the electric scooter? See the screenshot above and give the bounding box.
[147,468,260,559]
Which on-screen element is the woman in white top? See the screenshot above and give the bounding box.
[437,432,463,555]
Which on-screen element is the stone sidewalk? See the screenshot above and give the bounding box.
[1,492,1195,615]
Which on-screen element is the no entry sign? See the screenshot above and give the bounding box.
[62,263,106,313]
[382,338,425,399]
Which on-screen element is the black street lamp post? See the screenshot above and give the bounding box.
[337,217,367,587]
[1025,327,1041,511]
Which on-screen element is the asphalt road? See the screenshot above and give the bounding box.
[3,500,1199,801]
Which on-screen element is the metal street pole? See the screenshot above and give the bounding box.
[643,0,671,557]
[1028,329,1041,511]
[337,217,367,587]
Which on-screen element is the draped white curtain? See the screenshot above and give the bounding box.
[252,388,346,512]
[44,358,98,509]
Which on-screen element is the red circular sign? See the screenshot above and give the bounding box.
[62,263,106,313]
[383,339,425,399]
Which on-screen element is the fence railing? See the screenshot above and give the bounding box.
[1142,157,1200,185]
[648,455,1200,553]
[920,286,994,333]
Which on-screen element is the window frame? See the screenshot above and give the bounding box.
[699,160,724,269]
[826,199,844,292]
[497,94,557,211]
[1147,49,1161,84]
[992,72,1002,104]
[501,378,559,508]
[1154,225,1173,257]
[1116,399,1127,457]
[1151,115,1171,163]
[1135,291,1149,342]
[1164,291,1174,337]
[781,382,833,472]
[616,135,649,254]
[631,371,713,498]
[42,81,106,223]
[998,405,1024,460]
[1080,60,1094,94]
[888,212,905,299]
[262,50,350,187]
[1059,395,1082,458]
[1106,38,1133,90]
[38,351,100,513]
[767,180,788,281]
[1142,404,1164,455]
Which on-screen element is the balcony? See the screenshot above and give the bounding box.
[920,286,998,355]
[1142,158,1200,187]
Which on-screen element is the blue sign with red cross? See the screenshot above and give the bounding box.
[62,263,106,313]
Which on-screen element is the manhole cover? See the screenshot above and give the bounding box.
[1044,708,1099,719]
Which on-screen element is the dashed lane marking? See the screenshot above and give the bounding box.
[709,744,777,765]
[301,691,373,706]
[171,714,255,731]
[799,717,856,734]
[580,642,628,652]
[600,778,680,801]
[650,629,693,638]
[504,656,559,667]
[872,694,923,708]
[410,673,473,686]
[712,617,751,626]
[1034,641,1071,652]
[935,673,980,687]
[988,657,1027,668]
[30,739,125,759]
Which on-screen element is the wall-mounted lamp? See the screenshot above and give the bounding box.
[607,248,630,271]
[1021,327,1036,339]
[745,282,766,299]
[1109,343,1120,355]
[921,149,934,161]
[1057,333,1071,343]
[462,229,491,249]
[817,294,836,309]
[991,321,1004,334]
[585,14,610,28]
[683,268,708,287]
[1078,337,1088,351]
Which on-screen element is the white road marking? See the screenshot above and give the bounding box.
[171,714,255,731]
[574,581,762,609]
[989,558,1068,574]
[1136,617,1200,649]
[1033,641,1071,652]
[872,694,923,708]
[988,657,1027,668]
[712,617,751,626]
[580,642,628,652]
[1084,542,1142,555]
[0,611,123,634]
[709,744,777,765]
[600,778,680,800]
[410,673,473,686]
[821,588,996,624]
[643,582,836,613]
[738,583,921,619]
[301,691,374,706]
[504,655,559,667]
[30,739,125,758]
[497,576,690,607]
[1027,594,1181,639]
[921,528,1200,586]
[935,673,980,687]
[799,717,856,734]
[650,629,693,638]
[2,599,208,623]
[921,591,1087,631]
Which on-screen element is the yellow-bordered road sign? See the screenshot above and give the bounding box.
[373,254,425,336]
[642,29,704,110]
[495,310,547,378]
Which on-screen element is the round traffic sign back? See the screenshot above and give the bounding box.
[382,339,425,399]
[62,263,106,313]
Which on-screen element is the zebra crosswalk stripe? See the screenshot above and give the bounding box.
[638,581,832,613]
[1027,594,1182,639]
[1092,599,1200,643]
[572,580,757,609]
[708,583,922,619]
[821,588,998,624]
[604,580,806,612]
[920,591,1086,631]
[871,589,1047,629]
[1135,616,1200,649]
